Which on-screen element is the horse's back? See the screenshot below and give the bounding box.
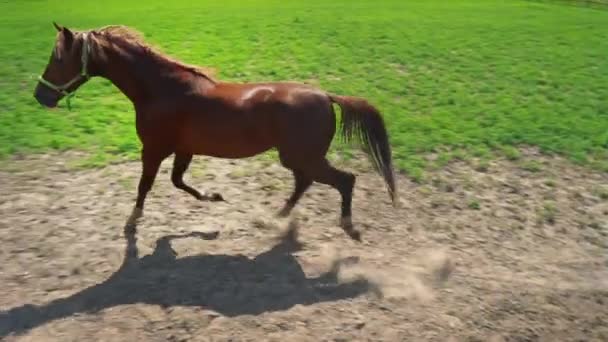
[211,81,329,110]
[169,80,336,158]
[213,82,337,160]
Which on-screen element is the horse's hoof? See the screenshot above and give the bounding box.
[210,193,224,201]
[201,192,224,202]
[340,216,362,242]
[124,207,143,233]
[347,229,362,242]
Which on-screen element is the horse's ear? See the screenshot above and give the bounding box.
[52,22,74,48]
[61,26,74,49]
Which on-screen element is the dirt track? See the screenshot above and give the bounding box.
[1,149,607,341]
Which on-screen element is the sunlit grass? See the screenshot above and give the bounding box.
[1,0,607,177]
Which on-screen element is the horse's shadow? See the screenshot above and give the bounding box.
[0,225,373,337]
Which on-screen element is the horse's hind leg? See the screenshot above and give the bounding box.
[306,159,359,241]
[171,153,223,201]
[277,169,313,217]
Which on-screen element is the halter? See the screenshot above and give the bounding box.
[38,33,90,110]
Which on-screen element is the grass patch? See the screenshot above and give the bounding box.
[592,187,608,201]
[227,167,255,179]
[544,179,556,187]
[0,0,607,177]
[431,176,455,193]
[520,160,543,173]
[468,199,481,210]
[117,176,135,191]
[500,146,522,161]
[474,159,491,172]
[538,201,558,225]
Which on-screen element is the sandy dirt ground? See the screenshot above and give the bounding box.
[0,149,607,341]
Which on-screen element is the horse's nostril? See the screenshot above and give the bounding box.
[34,92,58,108]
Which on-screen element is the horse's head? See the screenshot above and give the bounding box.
[34,22,91,108]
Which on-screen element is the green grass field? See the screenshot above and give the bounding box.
[1,0,607,179]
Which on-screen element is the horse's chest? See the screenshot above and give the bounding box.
[134,111,180,141]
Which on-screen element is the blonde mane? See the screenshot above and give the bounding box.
[92,25,217,82]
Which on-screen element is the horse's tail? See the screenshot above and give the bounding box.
[328,94,397,206]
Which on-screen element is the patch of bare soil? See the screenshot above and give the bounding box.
[1,149,607,341]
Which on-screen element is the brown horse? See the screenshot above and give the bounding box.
[34,23,397,241]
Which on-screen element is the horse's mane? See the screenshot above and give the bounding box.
[92,25,217,83]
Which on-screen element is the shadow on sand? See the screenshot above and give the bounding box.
[0,224,373,337]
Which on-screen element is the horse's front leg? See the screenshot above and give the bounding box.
[125,148,171,232]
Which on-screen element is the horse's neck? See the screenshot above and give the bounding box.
[90,39,170,104]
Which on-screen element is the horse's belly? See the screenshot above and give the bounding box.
[191,139,274,159]
[177,121,276,159]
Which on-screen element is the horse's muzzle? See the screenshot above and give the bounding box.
[34,83,59,108]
